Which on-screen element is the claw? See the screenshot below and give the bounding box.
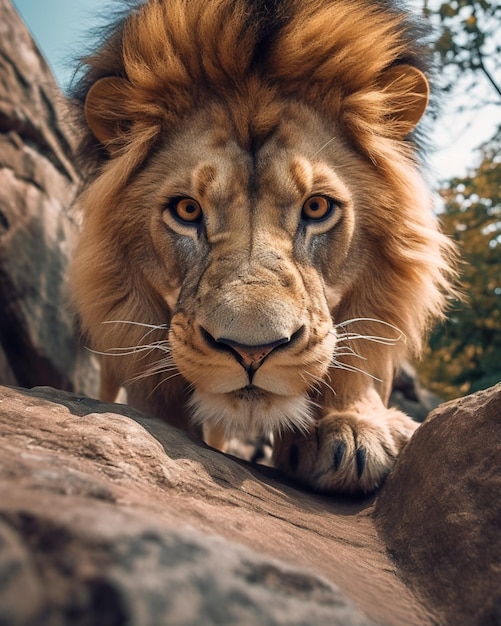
[356,447,367,479]
[333,440,346,471]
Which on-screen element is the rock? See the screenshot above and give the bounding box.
[1,382,498,625]
[0,0,99,395]
[376,383,501,626]
[390,361,441,422]
[0,384,432,626]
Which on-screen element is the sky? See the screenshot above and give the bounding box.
[13,0,105,88]
[12,0,500,184]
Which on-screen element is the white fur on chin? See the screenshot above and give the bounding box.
[188,388,314,438]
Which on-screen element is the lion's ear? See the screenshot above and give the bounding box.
[380,65,429,137]
[84,77,132,149]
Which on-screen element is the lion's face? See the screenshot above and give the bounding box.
[117,100,374,435]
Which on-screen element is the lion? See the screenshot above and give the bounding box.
[70,0,455,493]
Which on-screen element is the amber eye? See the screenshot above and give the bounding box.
[301,195,336,221]
[171,198,203,224]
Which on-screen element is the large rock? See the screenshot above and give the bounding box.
[1,382,499,625]
[0,384,433,626]
[390,361,441,422]
[376,383,501,625]
[0,0,98,394]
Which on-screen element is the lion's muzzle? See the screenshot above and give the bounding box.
[200,325,305,380]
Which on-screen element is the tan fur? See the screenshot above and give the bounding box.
[70,0,456,493]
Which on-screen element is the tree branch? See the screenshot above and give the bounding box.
[477,56,501,100]
[470,0,501,100]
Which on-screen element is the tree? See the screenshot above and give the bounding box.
[420,129,501,398]
[424,0,501,101]
[417,1,501,398]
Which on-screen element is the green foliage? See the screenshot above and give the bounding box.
[425,0,501,98]
[419,130,501,398]
[416,0,501,398]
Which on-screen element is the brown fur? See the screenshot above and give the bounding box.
[70,0,456,493]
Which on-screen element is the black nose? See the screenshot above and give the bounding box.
[200,328,295,372]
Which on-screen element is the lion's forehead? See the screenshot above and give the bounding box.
[152,103,353,220]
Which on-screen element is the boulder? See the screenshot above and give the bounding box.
[1,383,499,625]
[0,384,432,626]
[376,383,501,625]
[390,361,441,422]
[0,0,98,395]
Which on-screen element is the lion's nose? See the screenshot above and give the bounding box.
[201,327,302,372]
[217,336,290,369]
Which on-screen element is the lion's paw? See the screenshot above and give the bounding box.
[274,409,419,494]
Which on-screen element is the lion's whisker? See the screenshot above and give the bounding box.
[138,340,171,352]
[137,327,170,345]
[301,372,322,395]
[149,370,185,394]
[337,333,403,346]
[101,320,171,348]
[86,346,159,357]
[331,359,383,383]
[127,360,200,393]
[87,342,172,359]
[334,318,406,342]
[129,359,177,377]
[303,370,337,397]
[313,135,337,157]
[336,346,364,357]
[130,369,178,383]
[103,320,169,330]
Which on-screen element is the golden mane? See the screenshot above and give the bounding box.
[74,0,429,165]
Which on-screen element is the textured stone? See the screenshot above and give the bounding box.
[376,383,501,626]
[0,506,375,626]
[0,384,433,626]
[390,361,441,422]
[0,0,98,395]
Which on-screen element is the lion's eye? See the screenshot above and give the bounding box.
[171,198,203,224]
[301,195,336,222]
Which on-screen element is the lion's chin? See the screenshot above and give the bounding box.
[187,386,314,438]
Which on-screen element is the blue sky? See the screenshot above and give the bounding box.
[13,0,105,91]
[12,0,500,182]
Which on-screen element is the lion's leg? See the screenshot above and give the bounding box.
[99,361,121,403]
[203,422,228,452]
[273,401,418,494]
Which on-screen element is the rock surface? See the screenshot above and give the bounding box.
[376,383,501,626]
[1,383,499,625]
[390,361,441,422]
[0,384,430,626]
[0,0,98,395]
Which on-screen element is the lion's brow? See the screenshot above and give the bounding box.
[288,158,313,199]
